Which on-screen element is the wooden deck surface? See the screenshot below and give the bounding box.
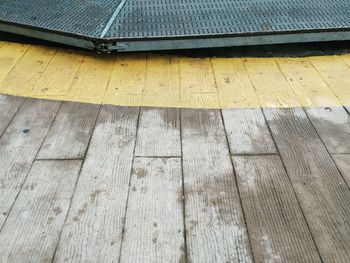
[2,40,350,110]
[0,94,350,262]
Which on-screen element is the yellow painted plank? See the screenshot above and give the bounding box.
[0,45,57,95]
[244,58,300,107]
[0,41,349,109]
[142,54,180,107]
[211,58,260,108]
[67,53,115,104]
[277,58,341,107]
[31,49,85,97]
[309,56,350,105]
[179,57,219,108]
[0,42,29,82]
[104,53,147,106]
[180,93,220,109]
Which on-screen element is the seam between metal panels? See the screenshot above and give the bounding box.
[99,0,129,38]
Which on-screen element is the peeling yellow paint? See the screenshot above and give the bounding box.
[0,40,349,109]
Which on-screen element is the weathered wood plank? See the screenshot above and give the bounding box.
[179,58,220,108]
[0,160,81,262]
[345,106,350,115]
[211,58,260,108]
[264,108,350,262]
[309,56,350,105]
[135,107,181,157]
[143,54,180,107]
[37,101,100,159]
[54,105,139,263]
[305,107,350,154]
[31,49,84,97]
[120,157,184,263]
[243,58,299,107]
[332,154,350,188]
[0,45,57,95]
[181,109,252,263]
[222,108,276,154]
[233,155,321,262]
[0,94,25,137]
[276,58,340,107]
[0,42,29,82]
[0,98,61,227]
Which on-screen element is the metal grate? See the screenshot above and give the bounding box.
[0,0,123,37]
[105,0,350,39]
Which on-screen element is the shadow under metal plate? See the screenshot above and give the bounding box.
[0,0,350,52]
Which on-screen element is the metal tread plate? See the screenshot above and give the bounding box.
[106,0,350,39]
[0,0,123,37]
[0,0,350,51]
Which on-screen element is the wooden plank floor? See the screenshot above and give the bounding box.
[0,94,349,262]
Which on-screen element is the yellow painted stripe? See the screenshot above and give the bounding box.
[277,58,340,106]
[244,58,300,107]
[143,54,180,107]
[0,45,56,95]
[104,53,146,106]
[211,58,260,108]
[309,55,350,105]
[0,42,29,82]
[31,49,85,97]
[67,53,115,104]
[0,40,349,109]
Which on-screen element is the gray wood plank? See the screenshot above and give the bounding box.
[54,105,139,263]
[264,108,350,262]
[305,107,350,154]
[233,155,321,262]
[181,109,253,263]
[345,106,350,115]
[332,154,350,188]
[135,107,181,157]
[222,108,276,154]
[0,94,25,137]
[0,160,81,262]
[0,98,61,228]
[37,101,100,159]
[120,157,184,263]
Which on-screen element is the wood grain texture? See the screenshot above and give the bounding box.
[37,101,100,159]
[0,98,61,227]
[0,94,24,137]
[332,154,350,188]
[0,42,29,82]
[135,107,181,157]
[120,157,184,263]
[276,58,340,106]
[222,108,276,154]
[143,54,180,107]
[31,49,84,97]
[0,45,56,95]
[211,58,260,108]
[243,58,299,107]
[305,107,350,154]
[309,56,350,105]
[54,105,139,263]
[264,108,350,262]
[0,160,81,262]
[233,155,321,262]
[179,57,220,108]
[181,109,252,263]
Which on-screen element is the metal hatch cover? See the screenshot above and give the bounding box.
[0,0,350,52]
